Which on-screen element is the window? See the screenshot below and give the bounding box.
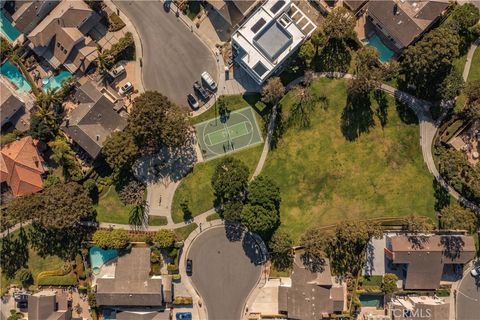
[270,1,285,14]
[251,18,266,33]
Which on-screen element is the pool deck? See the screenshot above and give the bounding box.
[91,258,118,287]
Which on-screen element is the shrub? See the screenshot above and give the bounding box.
[108,13,126,32]
[167,264,179,274]
[172,296,193,305]
[154,229,176,248]
[15,268,32,288]
[92,229,130,249]
[172,274,181,281]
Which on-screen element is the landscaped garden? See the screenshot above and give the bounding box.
[261,78,436,241]
[94,186,134,225]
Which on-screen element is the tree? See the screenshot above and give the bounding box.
[300,226,329,272]
[36,88,62,112]
[248,176,281,211]
[119,180,146,205]
[269,229,294,270]
[83,179,98,199]
[439,69,464,101]
[403,215,435,233]
[102,131,139,174]
[5,193,42,224]
[129,202,147,231]
[449,4,480,33]
[29,108,59,142]
[261,77,285,105]
[349,46,383,95]
[222,201,244,222]
[298,40,315,68]
[1,37,12,61]
[463,80,480,120]
[127,91,191,155]
[154,229,176,248]
[211,157,249,204]
[311,29,327,53]
[401,27,460,99]
[288,86,325,128]
[323,7,356,40]
[93,229,130,249]
[37,183,93,229]
[48,137,82,181]
[381,273,399,295]
[15,268,33,288]
[240,204,279,235]
[440,205,478,234]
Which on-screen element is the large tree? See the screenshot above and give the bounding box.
[403,215,435,233]
[102,131,139,174]
[36,182,93,229]
[269,229,294,270]
[298,40,315,68]
[440,205,478,234]
[240,204,279,235]
[261,77,285,106]
[48,137,82,181]
[300,226,329,272]
[449,3,480,34]
[127,91,191,155]
[463,80,480,120]
[323,7,356,40]
[401,27,460,99]
[211,157,249,204]
[248,175,281,212]
[349,46,383,95]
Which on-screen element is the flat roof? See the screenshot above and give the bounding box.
[253,21,293,61]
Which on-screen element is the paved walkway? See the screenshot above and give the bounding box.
[462,38,480,81]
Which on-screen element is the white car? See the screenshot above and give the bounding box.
[471,266,480,277]
[201,71,217,91]
[118,82,133,95]
[111,65,126,78]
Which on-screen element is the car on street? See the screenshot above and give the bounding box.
[193,81,209,101]
[118,82,133,95]
[186,259,193,276]
[176,312,192,320]
[201,71,217,91]
[187,94,199,110]
[110,64,126,78]
[471,265,480,277]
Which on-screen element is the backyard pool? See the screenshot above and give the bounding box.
[42,70,72,91]
[362,34,395,63]
[89,246,118,274]
[0,11,21,42]
[0,61,32,93]
[359,294,384,308]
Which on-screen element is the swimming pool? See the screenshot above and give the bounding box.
[0,11,21,42]
[362,34,395,63]
[0,61,32,93]
[359,294,384,308]
[42,70,72,91]
[89,246,118,274]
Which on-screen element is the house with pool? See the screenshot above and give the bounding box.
[91,247,172,319]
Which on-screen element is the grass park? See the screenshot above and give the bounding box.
[260,78,436,241]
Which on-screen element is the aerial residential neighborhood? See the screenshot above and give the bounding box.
[0,0,479,320]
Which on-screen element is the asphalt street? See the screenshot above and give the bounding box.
[114,0,217,107]
[457,267,480,320]
[188,227,262,320]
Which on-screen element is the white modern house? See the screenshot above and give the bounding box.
[231,0,316,84]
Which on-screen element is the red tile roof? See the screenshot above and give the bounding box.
[0,136,45,197]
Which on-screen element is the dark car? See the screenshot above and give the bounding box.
[176,312,192,320]
[193,81,209,101]
[186,259,193,276]
[187,94,199,110]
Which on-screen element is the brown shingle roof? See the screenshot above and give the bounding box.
[0,136,45,197]
[0,82,24,127]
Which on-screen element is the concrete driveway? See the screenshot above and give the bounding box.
[188,226,262,320]
[113,0,217,107]
[457,264,480,320]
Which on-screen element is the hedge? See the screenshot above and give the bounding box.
[37,273,77,286]
[172,296,193,305]
[108,13,125,32]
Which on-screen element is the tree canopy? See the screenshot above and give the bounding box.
[248,176,281,211]
[382,273,399,295]
[463,80,480,121]
[102,131,139,174]
[127,91,191,155]
[211,157,249,204]
[323,7,356,40]
[154,229,176,248]
[240,204,279,236]
[93,229,130,249]
[261,77,285,105]
[449,3,480,33]
[300,226,329,272]
[403,215,435,233]
[269,229,294,270]
[440,204,478,234]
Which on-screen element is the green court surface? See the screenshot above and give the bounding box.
[195,107,263,161]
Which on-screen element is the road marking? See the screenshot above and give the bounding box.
[457,290,479,302]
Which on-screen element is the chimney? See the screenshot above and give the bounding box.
[96,135,100,141]
[393,3,399,15]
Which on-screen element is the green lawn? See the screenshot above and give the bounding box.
[262,78,436,241]
[468,49,480,82]
[148,216,168,226]
[206,213,221,222]
[171,145,263,223]
[95,186,134,224]
[174,223,198,241]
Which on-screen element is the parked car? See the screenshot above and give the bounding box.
[110,64,126,78]
[118,82,133,95]
[193,81,209,101]
[471,265,480,277]
[176,312,192,320]
[187,94,199,110]
[201,71,217,91]
[186,259,193,276]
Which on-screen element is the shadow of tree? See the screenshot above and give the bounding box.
[407,234,430,250]
[374,90,389,128]
[315,39,352,73]
[441,236,465,260]
[300,252,326,273]
[395,98,418,125]
[434,179,451,212]
[0,227,29,278]
[224,222,245,242]
[341,91,375,141]
[242,232,265,266]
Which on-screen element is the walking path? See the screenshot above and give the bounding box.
[462,38,480,81]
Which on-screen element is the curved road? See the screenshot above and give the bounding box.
[187,227,262,320]
[113,0,217,106]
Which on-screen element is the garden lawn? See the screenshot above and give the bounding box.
[262,78,436,241]
[468,49,480,82]
[174,223,198,241]
[95,186,134,224]
[149,216,168,226]
[171,145,263,223]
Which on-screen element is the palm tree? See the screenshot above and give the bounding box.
[36,88,62,112]
[34,105,59,132]
[96,47,113,74]
[129,201,148,231]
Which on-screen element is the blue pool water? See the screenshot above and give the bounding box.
[0,11,21,42]
[363,34,395,63]
[359,294,384,308]
[89,246,118,273]
[42,70,72,91]
[0,61,32,93]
